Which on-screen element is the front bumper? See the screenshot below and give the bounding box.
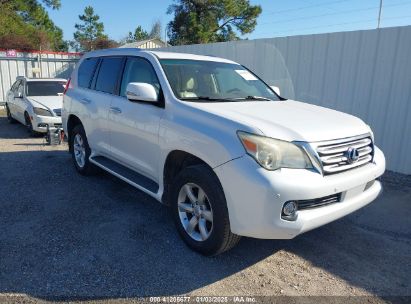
[214,146,385,239]
[31,114,62,133]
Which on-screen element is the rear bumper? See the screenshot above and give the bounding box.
[214,146,385,239]
[31,115,62,133]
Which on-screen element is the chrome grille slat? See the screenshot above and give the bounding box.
[323,155,372,173]
[317,138,372,155]
[314,134,374,175]
[320,146,373,165]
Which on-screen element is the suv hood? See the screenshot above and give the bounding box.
[27,96,62,111]
[191,100,370,142]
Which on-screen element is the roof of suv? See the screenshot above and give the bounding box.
[83,48,238,64]
[17,76,67,82]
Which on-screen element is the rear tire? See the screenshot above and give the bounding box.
[6,104,17,124]
[70,124,97,175]
[170,164,241,256]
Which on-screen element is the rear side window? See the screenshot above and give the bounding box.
[95,57,124,94]
[78,57,99,88]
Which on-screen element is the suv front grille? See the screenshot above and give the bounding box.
[315,135,374,175]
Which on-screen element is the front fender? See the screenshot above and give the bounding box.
[158,110,248,171]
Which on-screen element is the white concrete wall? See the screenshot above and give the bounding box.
[159,26,411,174]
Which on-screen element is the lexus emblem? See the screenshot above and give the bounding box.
[346,147,360,163]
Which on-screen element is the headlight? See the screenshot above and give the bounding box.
[237,131,313,170]
[33,107,53,117]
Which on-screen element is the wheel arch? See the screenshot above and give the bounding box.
[24,110,30,122]
[162,150,218,205]
[67,114,83,152]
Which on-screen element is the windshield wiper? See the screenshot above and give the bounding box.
[180,95,273,102]
[236,96,273,101]
[180,96,237,102]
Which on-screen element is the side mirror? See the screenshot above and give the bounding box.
[14,92,23,98]
[270,85,281,96]
[126,82,158,103]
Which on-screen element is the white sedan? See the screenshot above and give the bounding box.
[6,77,66,135]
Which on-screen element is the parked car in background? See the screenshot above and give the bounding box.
[63,48,385,256]
[6,76,66,135]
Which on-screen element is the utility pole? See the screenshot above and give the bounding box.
[377,0,383,28]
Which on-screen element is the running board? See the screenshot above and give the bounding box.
[90,156,159,193]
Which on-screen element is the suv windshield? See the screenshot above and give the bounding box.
[160,59,280,102]
[26,81,66,96]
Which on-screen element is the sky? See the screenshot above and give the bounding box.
[46,0,411,43]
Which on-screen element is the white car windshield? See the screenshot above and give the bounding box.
[26,81,66,96]
[160,59,281,102]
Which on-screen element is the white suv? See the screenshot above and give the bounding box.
[6,77,66,135]
[63,49,385,255]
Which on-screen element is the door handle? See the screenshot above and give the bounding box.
[80,97,91,104]
[109,106,122,114]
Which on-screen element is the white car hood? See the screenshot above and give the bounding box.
[191,100,370,142]
[27,96,63,111]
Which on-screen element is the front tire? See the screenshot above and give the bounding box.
[24,112,38,137]
[171,164,241,256]
[6,104,17,124]
[70,124,97,175]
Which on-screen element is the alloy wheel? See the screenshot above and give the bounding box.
[177,183,214,241]
[73,133,86,168]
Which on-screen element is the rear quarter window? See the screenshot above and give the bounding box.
[78,57,99,88]
[94,57,124,94]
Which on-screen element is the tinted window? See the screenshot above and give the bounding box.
[95,57,124,94]
[26,81,66,96]
[120,57,160,97]
[78,57,99,88]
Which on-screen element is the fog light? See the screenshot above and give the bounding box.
[282,201,298,221]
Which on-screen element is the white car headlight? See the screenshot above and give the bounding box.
[33,107,53,117]
[238,131,313,170]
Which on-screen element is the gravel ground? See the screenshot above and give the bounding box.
[0,109,410,303]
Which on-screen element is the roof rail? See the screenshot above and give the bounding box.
[16,76,27,80]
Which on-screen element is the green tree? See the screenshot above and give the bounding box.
[134,25,150,41]
[0,0,68,51]
[149,20,162,39]
[167,0,262,45]
[120,24,158,45]
[123,32,135,44]
[73,6,107,51]
[40,0,60,9]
